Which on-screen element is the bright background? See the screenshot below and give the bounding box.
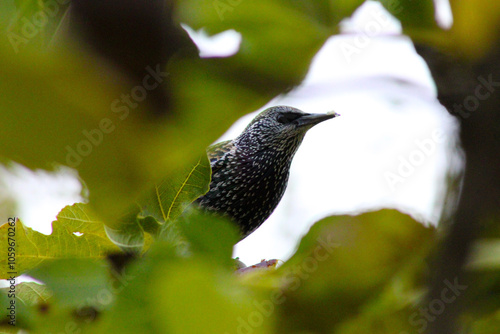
[0,1,460,265]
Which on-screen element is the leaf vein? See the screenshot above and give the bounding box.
[165,158,202,221]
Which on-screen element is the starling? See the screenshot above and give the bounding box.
[197,106,339,239]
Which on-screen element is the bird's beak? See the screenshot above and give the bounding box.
[296,111,340,128]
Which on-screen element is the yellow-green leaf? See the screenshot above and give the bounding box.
[104,154,211,252]
[0,204,120,278]
[14,282,52,306]
[275,209,436,333]
[139,153,211,225]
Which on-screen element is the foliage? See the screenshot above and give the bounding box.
[0,204,119,279]
[0,0,499,333]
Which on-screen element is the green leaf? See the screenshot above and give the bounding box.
[15,282,52,306]
[0,43,159,220]
[152,260,274,334]
[22,258,136,334]
[379,0,437,30]
[6,0,70,52]
[0,282,50,329]
[445,0,500,58]
[28,258,111,308]
[98,244,273,334]
[105,154,212,252]
[0,204,120,278]
[103,208,150,254]
[178,207,240,267]
[275,209,435,333]
[177,0,331,91]
[378,0,500,59]
[140,154,211,224]
[467,239,500,270]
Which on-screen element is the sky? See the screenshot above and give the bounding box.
[0,1,460,266]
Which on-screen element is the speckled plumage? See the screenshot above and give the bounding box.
[197,105,339,239]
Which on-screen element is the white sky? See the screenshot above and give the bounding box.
[0,1,460,265]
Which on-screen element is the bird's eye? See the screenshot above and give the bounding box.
[276,112,303,124]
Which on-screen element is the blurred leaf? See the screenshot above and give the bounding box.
[138,215,162,237]
[6,0,70,53]
[458,236,500,328]
[379,0,437,30]
[15,282,52,306]
[98,241,273,334]
[103,208,151,254]
[400,0,500,59]
[284,0,339,28]
[275,209,435,333]
[177,0,331,91]
[178,207,240,267]
[23,259,114,334]
[466,311,500,334]
[0,204,120,278]
[447,0,500,58]
[94,248,165,333]
[467,239,500,270]
[152,260,273,334]
[329,0,369,21]
[0,43,162,220]
[0,282,37,329]
[28,258,110,308]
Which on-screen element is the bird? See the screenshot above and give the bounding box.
[196,105,340,240]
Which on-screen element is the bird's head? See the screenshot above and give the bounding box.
[237,106,339,151]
